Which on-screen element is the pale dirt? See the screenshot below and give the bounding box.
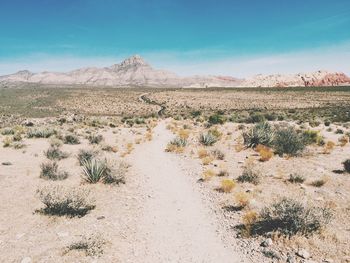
[126,120,244,263]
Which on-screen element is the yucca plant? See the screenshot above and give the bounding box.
[169,137,187,147]
[243,122,274,148]
[199,132,218,146]
[81,158,107,183]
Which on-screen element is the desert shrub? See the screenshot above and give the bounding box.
[169,137,187,147]
[1,127,15,135]
[238,161,261,185]
[27,128,56,138]
[211,149,225,160]
[191,110,201,117]
[335,128,344,134]
[324,120,331,126]
[338,135,349,147]
[37,185,95,217]
[248,112,266,123]
[63,134,80,145]
[77,149,98,166]
[103,161,127,184]
[221,179,235,193]
[288,173,305,183]
[202,156,214,165]
[273,127,305,156]
[343,159,350,173]
[253,198,332,236]
[243,122,274,148]
[12,133,22,142]
[49,137,63,147]
[311,178,327,187]
[12,142,26,149]
[217,170,229,177]
[208,114,226,125]
[88,134,104,144]
[3,137,12,147]
[197,148,209,159]
[40,162,68,180]
[67,235,106,256]
[178,129,190,139]
[202,169,215,181]
[45,146,69,160]
[302,130,323,145]
[199,132,218,146]
[323,141,335,154]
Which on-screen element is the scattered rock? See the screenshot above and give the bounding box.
[1,162,12,166]
[260,238,273,247]
[22,120,34,127]
[262,249,281,260]
[296,249,311,259]
[97,216,105,220]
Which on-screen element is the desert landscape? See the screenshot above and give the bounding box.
[1,81,350,262]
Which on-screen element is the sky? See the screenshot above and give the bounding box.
[0,0,349,77]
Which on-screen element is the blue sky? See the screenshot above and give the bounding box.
[0,0,349,76]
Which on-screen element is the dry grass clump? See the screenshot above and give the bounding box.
[288,173,305,184]
[241,210,258,237]
[243,122,274,148]
[197,148,209,159]
[178,129,190,139]
[66,234,106,256]
[310,177,328,187]
[40,162,69,181]
[235,191,251,208]
[322,141,335,154]
[221,179,236,193]
[63,133,80,145]
[237,160,261,185]
[45,146,69,160]
[217,170,229,177]
[3,136,12,147]
[255,144,273,162]
[37,185,95,217]
[88,134,104,144]
[166,137,187,153]
[211,149,225,160]
[250,198,332,236]
[338,135,349,147]
[302,130,324,145]
[202,156,214,165]
[202,169,215,181]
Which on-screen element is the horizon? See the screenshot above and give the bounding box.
[0,0,350,77]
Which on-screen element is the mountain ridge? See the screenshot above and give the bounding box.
[0,55,349,88]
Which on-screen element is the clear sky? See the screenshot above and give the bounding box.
[0,0,349,77]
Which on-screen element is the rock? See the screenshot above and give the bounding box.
[260,238,273,247]
[22,120,34,127]
[296,249,311,259]
[262,249,281,260]
[57,232,69,237]
[1,162,12,166]
[21,257,32,263]
[97,216,105,220]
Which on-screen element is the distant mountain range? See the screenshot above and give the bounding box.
[0,55,349,88]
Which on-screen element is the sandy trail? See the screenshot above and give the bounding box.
[128,121,241,263]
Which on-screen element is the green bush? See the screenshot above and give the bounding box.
[243,122,274,148]
[63,134,80,145]
[248,112,266,123]
[302,130,323,145]
[273,127,305,156]
[288,173,305,183]
[88,134,103,144]
[208,114,225,125]
[40,162,68,180]
[254,198,332,236]
[45,146,69,160]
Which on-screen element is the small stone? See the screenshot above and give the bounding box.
[296,249,311,259]
[21,257,32,263]
[97,216,105,220]
[1,162,12,166]
[260,238,273,247]
[57,232,69,237]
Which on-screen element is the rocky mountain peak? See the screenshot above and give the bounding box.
[119,55,149,67]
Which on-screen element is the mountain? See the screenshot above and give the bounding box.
[0,55,349,87]
[241,70,350,87]
[0,55,241,88]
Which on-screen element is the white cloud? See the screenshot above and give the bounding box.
[0,43,349,78]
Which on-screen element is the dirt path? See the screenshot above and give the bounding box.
[139,93,166,116]
[127,121,243,263]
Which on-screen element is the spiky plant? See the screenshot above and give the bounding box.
[243,122,274,148]
[169,137,187,147]
[199,132,218,146]
[81,158,107,183]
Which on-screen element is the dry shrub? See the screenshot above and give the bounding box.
[40,162,68,181]
[311,177,328,187]
[45,146,69,161]
[256,144,274,162]
[238,159,261,185]
[235,191,250,208]
[66,234,106,256]
[197,148,209,159]
[202,156,214,165]
[178,129,190,139]
[211,149,225,160]
[145,131,153,141]
[37,185,95,217]
[322,141,335,154]
[338,135,349,147]
[234,144,244,152]
[202,169,215,181]
[217,170,229,177]
[242,210,258,237]
[221,179,236,193]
